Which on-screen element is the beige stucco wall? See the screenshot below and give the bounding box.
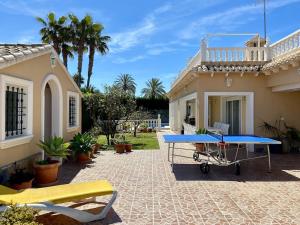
[169,72,300,136]
[266,67,300,88]
[0,53,81,166]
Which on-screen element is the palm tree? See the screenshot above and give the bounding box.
[36,12,66,55]
[73,73,85,86]
[115,74,136,95]
[60,25,74,68]
[37,13,73,68]
[86,23,110,88]
[141,78,166,99]
[69,14,92,87]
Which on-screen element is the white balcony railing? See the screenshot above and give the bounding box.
[205,47,269,62]
[270,29,300,58]
[171,30,300,88]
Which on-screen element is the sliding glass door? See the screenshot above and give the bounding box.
[226,99,241,135]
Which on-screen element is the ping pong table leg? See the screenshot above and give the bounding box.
[167,143,170,162]
[172,143,175,172]
[267,145,272,173]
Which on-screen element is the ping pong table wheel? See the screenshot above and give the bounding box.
[200,163,210,174]
[193,152,199,161]
[235,163,240,176]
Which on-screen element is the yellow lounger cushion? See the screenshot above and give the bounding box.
[0,180,113,205]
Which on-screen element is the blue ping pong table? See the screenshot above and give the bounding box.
[163,134,281,175]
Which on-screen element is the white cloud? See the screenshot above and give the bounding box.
[180,0,300,40]
[0,0,48,17]
[110,18,156,53]
[109,3,174,53]
[113,55,146,64]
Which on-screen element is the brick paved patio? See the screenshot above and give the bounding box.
[38,131,300,225]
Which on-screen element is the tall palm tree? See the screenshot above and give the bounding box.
[60,25,74,68]
[69,14,92,87]
[36,12,66,55]
[37,13,73,68]
[141,78,166,99]
[115,74,136,95]
[86,23,110,88]
[73,73,85,87]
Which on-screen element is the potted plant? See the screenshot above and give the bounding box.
[34,136,69,185]
[113,134,126,154]
[9,166,34,190]
[70,133,93,163]
[124,141,132,152]
[195,128,208,152]
[139,123,148,133]
[261,120,285,153]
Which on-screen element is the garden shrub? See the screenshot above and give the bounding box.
[0,204,41,225]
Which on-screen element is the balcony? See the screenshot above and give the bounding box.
[171,30,300,88]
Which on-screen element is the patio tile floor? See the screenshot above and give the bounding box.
[37,131,300,225]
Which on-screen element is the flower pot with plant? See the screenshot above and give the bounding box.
[9,164,34,190]
[139,123,148,133]
[113,134,126,154]
[70,133,93,163]
[124,141,132,152]
[34,136,70,185]
[261,120,285,154]
[195,128,208,152]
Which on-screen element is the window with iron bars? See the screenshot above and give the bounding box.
[5,85,27,138]
[69,96,77,127]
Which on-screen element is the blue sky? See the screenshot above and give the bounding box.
[0,0,299,95]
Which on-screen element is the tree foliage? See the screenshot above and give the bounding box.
[84,85,136,144]
[141,78,166,99]
[37,12,110,88]
[114,74,136,95]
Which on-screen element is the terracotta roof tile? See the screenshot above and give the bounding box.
[0,44,52,69]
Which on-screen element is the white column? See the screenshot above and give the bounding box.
[157,114,161,131]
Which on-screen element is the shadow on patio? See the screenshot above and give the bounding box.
[172,153,300,182]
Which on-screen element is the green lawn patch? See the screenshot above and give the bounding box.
[98,132,159,150]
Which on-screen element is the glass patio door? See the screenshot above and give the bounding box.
[226,99,240,135]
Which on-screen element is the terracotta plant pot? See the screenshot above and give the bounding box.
[195,143,205,153]
[92,143,101,154]
[124,144,132,152]
[77,152,91,163]
[115,144,125,154]
[33,161,60,185]
[11,179,34,190]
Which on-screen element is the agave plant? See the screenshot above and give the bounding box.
[37,136,70,162]
[70,133,94,155]
[196,128,208,134]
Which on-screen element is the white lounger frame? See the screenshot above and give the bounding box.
[0,191,117,223]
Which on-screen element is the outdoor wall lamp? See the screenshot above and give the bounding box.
[50,52,56,68]
[225,77,232,87]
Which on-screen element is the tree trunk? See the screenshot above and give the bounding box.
[87,43,95,88]
[62,45,68,69]
[53,40,61,55]
[77,46,83,88]
[134,126,137,137]
[106,135,110,146]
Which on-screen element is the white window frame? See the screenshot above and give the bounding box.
[67,91,80,132]
[0,74,33,149]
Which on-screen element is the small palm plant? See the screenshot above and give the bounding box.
[35,136,69,185]
[37,136,70,164]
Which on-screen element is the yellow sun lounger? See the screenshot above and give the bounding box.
[0,180,117,223]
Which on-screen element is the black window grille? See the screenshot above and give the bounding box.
[69,96,76,127]
[5,86,26,138]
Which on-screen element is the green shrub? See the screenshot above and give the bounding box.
[37,136,70,164]
[0,204,41,225]
[70,133,93,155]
